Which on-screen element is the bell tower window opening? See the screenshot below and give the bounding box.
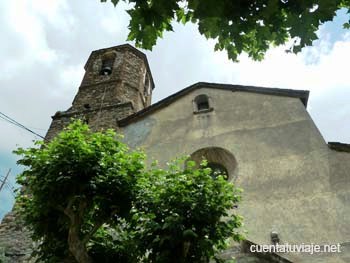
[100,57,115,76]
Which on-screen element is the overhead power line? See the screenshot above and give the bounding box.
[0,111,45,139]
[3,183,16,198]
[0,169,16,197]
[0,169,11,193]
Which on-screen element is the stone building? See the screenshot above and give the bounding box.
[0,44,349,262]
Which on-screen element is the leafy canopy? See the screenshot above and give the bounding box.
[101,0,350,61]
[15,120,145,262]
[130,159,243,262]
[15,120,243,263]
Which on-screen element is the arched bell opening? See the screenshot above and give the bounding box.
[99,52,117,76]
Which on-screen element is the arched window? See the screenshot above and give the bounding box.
[190,147,237,181]
[194,94,212,112]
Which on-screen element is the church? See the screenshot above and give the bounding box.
[0,44,349,263]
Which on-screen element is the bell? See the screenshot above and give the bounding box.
[100,66,112,75]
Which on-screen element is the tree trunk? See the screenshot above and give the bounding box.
[68,223,93,263]
[64,199,93,263]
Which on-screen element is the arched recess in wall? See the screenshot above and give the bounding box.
[190,147,237,181]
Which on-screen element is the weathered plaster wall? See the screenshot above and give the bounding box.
[122,87,350,263]
[328,149,350,262]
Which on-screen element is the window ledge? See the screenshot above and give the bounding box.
[193,107,214,115]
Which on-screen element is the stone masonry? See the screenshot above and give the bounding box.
[0,211,34,263]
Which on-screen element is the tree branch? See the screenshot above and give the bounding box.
[63,198,76,221]
[82,220,105,245]
[82,207,119,244]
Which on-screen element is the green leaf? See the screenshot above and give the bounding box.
[100,0,119,7]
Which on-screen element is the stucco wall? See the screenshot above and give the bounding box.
[121,87,350,263]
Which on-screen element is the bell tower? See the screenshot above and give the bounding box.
[45,44,154,140]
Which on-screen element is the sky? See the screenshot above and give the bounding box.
[1,0,350,220]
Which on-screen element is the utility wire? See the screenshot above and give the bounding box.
[0,176,16,190]
[3,183,16,198]
[4,181,15,190]
[0,170,16,197]
[0,111,45,139]
[0,169,11,193]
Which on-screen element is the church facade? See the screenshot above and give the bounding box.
[0,44,349,263]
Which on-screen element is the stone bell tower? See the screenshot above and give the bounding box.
[45,44,154,140]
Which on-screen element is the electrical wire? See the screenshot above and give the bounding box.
[3,183,16,198]
[2,179,15,189]
[0,172,16,196]
[0,170,15,197]
[0,111,44,139]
